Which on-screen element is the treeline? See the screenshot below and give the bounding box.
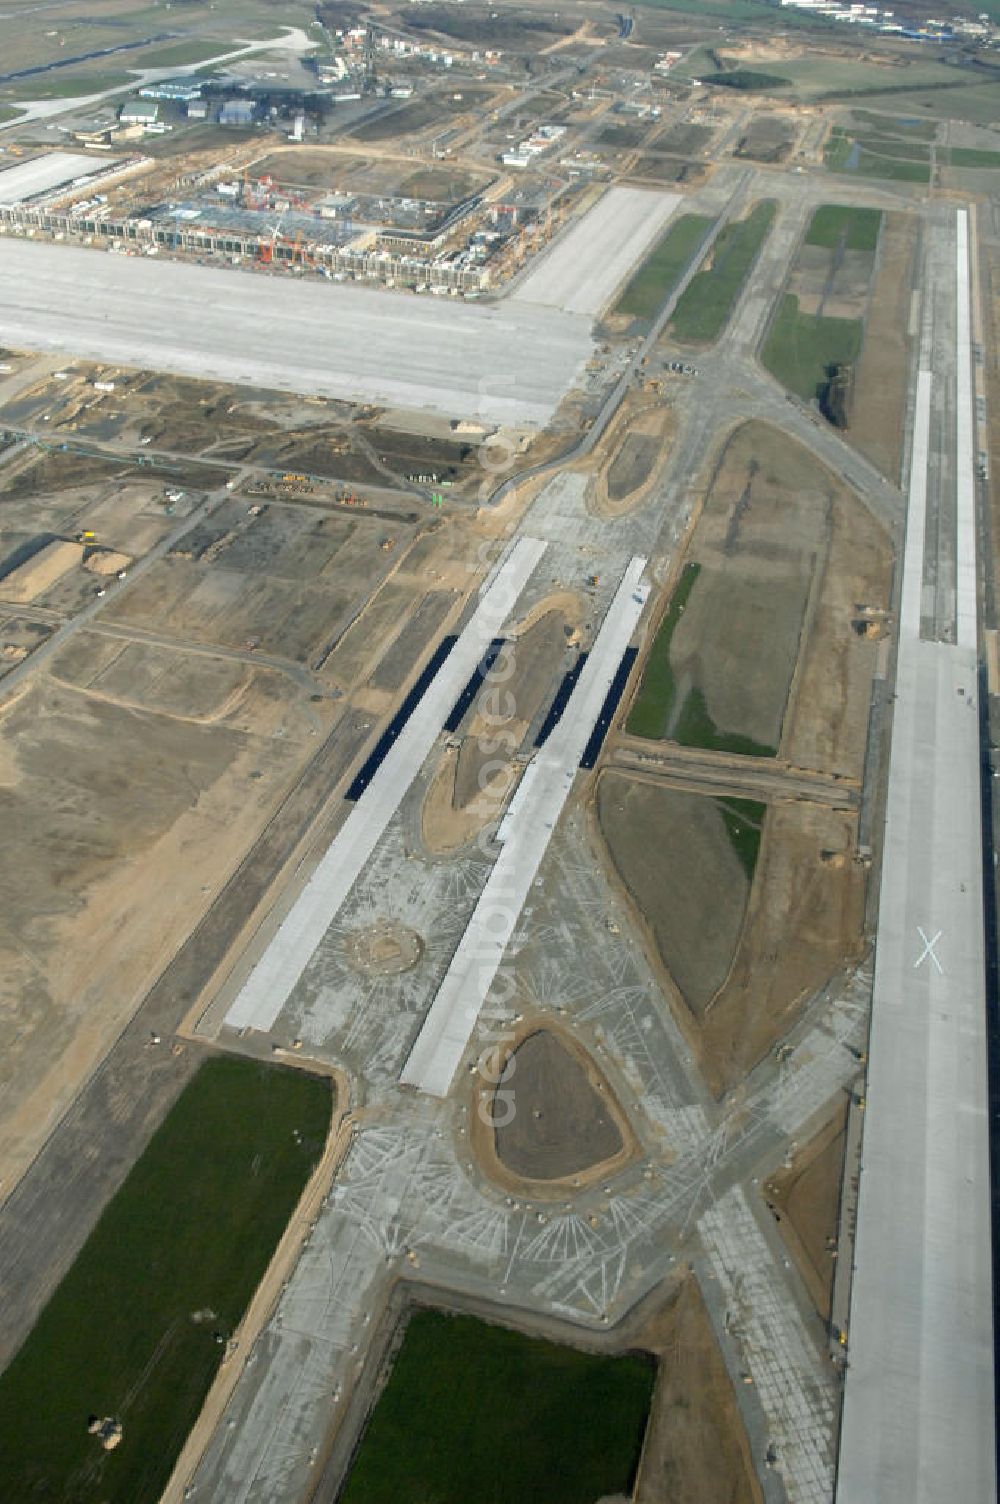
[702,69,790,91]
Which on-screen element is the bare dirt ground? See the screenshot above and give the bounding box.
[594,400,677,517]
[367,591,458,693]
[646,421,890,764]
[103,501,417,667]
[734,114,796,164]
[249,150,490,204]
[698,802,864,1095]
[782,484,890,778]
[597,781,865,1098]
[667,424,832,751]
[596,422,879,1090]
[420,599,580,854]
[596,773,749,1016]
[789,245,874,320]
[633,1275,763,1504]
[493,1029,624,1181]
[848,211,918,482]
[468,1021,638,1198]
[421,743,519,855]
[0,363,500,1233]
[764,1101,849,1322]
[0,668,333,1196]
[9,364,480,496]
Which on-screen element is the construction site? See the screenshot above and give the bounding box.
[0,2,997,1503]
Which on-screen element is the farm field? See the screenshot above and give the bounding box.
[0,1057,333,1504]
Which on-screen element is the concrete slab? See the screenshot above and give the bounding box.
[955,210,977,650]
[0,241,594,425]
[836,209,995,1504]
[700,1186,837,1504]
[511,186,681,318]
[399,554,650,1096]
[0,152,118,205]
[224,535,548,1035]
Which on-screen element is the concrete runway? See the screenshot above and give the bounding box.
[0,240,594,425]
[836,209,995,1504]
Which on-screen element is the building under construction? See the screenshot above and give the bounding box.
[0,139,569,295]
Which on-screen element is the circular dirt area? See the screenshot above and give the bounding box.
[343,920,423,976]
[493,1030,625,1182]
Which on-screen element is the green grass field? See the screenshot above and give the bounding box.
[627,562,701,739]
[0,1056,332,1504]
[778,54,958,100]
[612,213,714,322]
[824,127,931,183]
[851,150,930,182]
[627,564,775,756]
[943,146,1000,169]
[805,203,882,252]
[763,294,864,405]
[134,38,236,68]
[853,135,931,162]
[670,201,775,344]
[0,69,136,101]
[839,80,998,124]
[340,1311,655,1504]
[671,682,777,757]
[850,110,938,140]
[644,0,838,32]
[716,796,766,878]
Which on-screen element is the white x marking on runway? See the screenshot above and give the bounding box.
[914,926,944,974]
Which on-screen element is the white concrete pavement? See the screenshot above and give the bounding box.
[0,152,122,204]
[224,535,548,1035]
[510,186,681,318]
[836,209,995,1504]
[399,554,650,1095]
[0,241,594,426]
